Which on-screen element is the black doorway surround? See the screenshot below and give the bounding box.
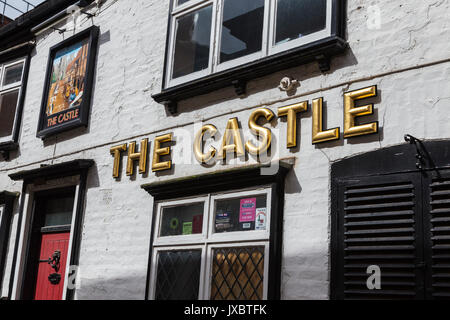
[7,159,94,300]
[0,191,19,296]
[331,139,450,300]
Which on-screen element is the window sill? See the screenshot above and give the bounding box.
[152,36,347,115]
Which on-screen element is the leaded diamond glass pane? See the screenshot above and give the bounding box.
[156,250,202,300]
[211,246,264,300]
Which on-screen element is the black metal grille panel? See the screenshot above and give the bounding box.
[342,181,419,299]
[155,250,201,300]
[211,247,264,300]
[429,178,450,299]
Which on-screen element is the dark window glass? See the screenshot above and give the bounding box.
[214,195,267,233]
[275,0,327,45]
[178,0,190,5]
[219,0,265,64]
[0,90,19,138]
[172,6,212,79]
[156,250,202,300]
[160,202,204,237]
[3,63,24,86]
[211,246,264,300]
[43,195,75,227]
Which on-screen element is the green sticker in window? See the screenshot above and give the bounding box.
[170,218,179,230]
[183,222,193,235]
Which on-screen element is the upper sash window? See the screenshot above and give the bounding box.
[0,58,25,143]
[166,0,332,88]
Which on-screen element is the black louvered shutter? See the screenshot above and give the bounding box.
[423,170,450,299]
[332,173,426,299]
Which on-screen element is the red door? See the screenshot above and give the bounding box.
[34,232,70,300]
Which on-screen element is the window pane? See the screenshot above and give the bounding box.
[0,90,19,138]
[211,246,264,300]
[275,0,327,45]
[219,0,264,64]
[172,6,212,79]
[3,63,24,86]
[177,0,190,5]
[160,202,204,237]
[44,195,74,227]
[214,195,267,233]
[156,250,201,300]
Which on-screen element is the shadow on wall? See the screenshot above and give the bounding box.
[175,48,359,116]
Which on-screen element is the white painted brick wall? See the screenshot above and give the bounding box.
[1,0,450,299]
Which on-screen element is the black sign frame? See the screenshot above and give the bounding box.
[37,26,99,139]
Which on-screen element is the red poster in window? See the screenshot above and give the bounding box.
[239,198,256,223]
[193,214,203,234]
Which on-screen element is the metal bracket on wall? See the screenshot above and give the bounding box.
[404,134,436,170]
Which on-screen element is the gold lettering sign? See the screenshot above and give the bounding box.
[194,124,217,164]
[278,101,307,148]
[110,144,127,178]
[217,118,245,160]
[246,108,274,156]
[152,133,173,172]
[312,98,340,144]
[344,86,378,138]
[126,139,148,176]
[110,84,381,180]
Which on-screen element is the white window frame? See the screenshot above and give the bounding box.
[167,0,217,88]
[0,57,26,144]
[165,0,333,88]
[150,186,272,300]
[208,188,271,243]
[268,0,333,55]
[213,0,271,73]
[153,195,210,246]
[148,245,207,300]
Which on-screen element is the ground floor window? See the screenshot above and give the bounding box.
[149,187,271,300]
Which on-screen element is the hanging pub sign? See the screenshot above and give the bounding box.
[37,26,99,139]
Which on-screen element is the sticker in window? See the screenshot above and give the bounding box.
[255,208,267,231]
[239,198,256,222]
[183,222,193,235]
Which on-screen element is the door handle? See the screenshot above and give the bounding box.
[39,250,61,272]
